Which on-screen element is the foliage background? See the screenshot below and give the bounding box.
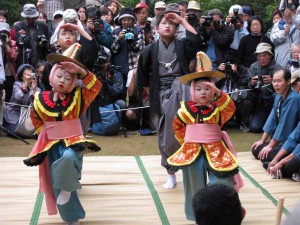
[1,0,281,30]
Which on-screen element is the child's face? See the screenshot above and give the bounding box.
[194,80,214,105]
[52,67,74,93]
[157,17,177,39]
[57,28,77,51]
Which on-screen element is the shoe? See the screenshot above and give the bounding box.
[240,122,250,132]
[292,173,300,182]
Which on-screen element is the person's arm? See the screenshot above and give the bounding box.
[61,23,93,41]
[127,69,136,96]
[95,20,114,48]
[165,12,197,35]
[212,26,234,46]
[251,132,270,151]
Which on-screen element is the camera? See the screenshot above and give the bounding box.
[17,34,29,47]
[224,61,232,71]
[122,28,134,41]
[37,34,48,46]
[108,65,121,76]
[143,20,151,34]
[213,20,224,27]
[230,8,242,25]
[201,16,213,27]
[254,75,263,90]
[187,13,199,28]
[93,17,104,32]
[29,73,36,79]
[0,33,6,42]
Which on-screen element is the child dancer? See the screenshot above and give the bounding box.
[23,43,102,225]
[168,52,243,221]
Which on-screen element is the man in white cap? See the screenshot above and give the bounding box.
[226,5,248,51]
[151,1,166,26]
[15,3,50,68]
[185,1,201,29]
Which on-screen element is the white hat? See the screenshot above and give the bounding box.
[254,43,273,55]
[21,4,39,18]
[187,1,201,11]
[52,10,64,20]
[155,1,167,9]
[63,9,79,23]
[291,70,300,83]
[0,22,10,33]
[229,5,243,15]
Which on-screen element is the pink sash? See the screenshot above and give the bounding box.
[184,124,244,191]
[37,119,83,215]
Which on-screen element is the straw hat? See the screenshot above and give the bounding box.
[187,1,201,11]
[47,43,86,69]
[178,52,224,84]
[291,70,300,83]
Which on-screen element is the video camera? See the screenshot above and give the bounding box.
[201,16,213,27]
[230,8,242,25]
[17,34,29,47]
[122,28,134,41]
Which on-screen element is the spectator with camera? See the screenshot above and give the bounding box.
[0,22,18,102]
[246,43,282,133]
[0,10,15,41]
[3,64,40,133]
[270,0,300,67]
[184,1,201,33]
[225,5,249,51]
[242,6,255,23]
[134,3,154,46]
[15,4,50,69]
[200,9,234,70]
[86,7,113,49]
[111,7,145,99]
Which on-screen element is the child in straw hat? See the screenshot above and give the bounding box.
[24,43,102,225]
[167,51,243,222]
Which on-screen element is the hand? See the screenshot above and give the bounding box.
[267,159,278,173]
[284,24,290,34]
[61,23,79,32]
[30,77,37,90]
[251,140,264,151]
[251,76,258,86]
[164,12,183,24]
[58,62,86,77]
[231,64,238,72]
[268,163,283,178]
[258,145,272,160]
[19,29,26,35]
[262,75,272,84]
[219,63,226,71]
[202,81,221,96]
[118,31,125,40]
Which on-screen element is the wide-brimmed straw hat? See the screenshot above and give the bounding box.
[47,43,86,69]
[178,52,224,84]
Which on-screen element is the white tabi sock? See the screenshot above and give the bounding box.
[163,174,177,189]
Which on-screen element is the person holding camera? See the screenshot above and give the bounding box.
[15,4,50,69]
[285,43,300,73]
[0,22,18,102]
[134,2,154,46]
[246,43,282,133]
[225,5,249,51]
[111,7,145,99]
[185,0,201,31]
[201,9,234,70]
[3,64,40,133]
[86,7,113,49]
[270,0,300,67]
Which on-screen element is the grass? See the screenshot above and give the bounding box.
[0,124,261,157]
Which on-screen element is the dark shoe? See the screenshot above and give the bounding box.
[240,121,250,132]
[262,161,270,170]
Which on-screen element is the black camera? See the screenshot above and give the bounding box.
[230,8,242,25]
[17,34,29,47]
[187,13,199,28]
[143,20,151,34]
[93,17,104,32]
[254,75,263,90]
[201,16,213,27]
[224,61,232,71]
[122,28,134,41]
[213,20,224,27]
[292,60,300,68]
[0,33,6,42]
[37,34,48,46]
[108,65,121,76]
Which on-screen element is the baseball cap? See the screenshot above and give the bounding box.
[229,5,243,15]
[53,10,64,20]
[135,2,149,11]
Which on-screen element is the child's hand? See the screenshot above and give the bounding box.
[202,81,221,97]
[165,13,183,24]
[58,62,87,77]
